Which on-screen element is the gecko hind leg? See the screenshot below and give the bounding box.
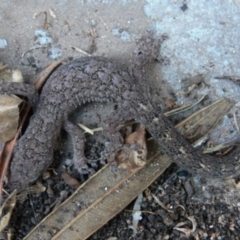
[63,121,95,175]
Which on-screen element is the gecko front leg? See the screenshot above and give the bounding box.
[0,80,39,106]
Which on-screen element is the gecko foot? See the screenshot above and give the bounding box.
[69,156,95,175]
[101,140,123,163]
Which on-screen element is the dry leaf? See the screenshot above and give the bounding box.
[49,8,57,19]
[174,98,232,147]
[61,172,81,189]
[0,69,12,82]
[183,74,206,95]
[163,234,170,240]
[12,69,23,83]
[229,220,235,231]
[116,125,147,170]
[0,95,22,143]
[0,66,23,83]
[28,182,46,194]
[174,216,197,237]
[165,99,175,108]
[42,171,51,180]
[0,190,17,232]
[131,193,143,236]
[144,188,152,201]
[18,182,46,201]
[152,193,172,212]
[24,152,171,240]
[164,95,206,117]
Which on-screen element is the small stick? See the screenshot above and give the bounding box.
[70,45,92,57]
[233,112,239,133]
[34,60,62,90]
[0,64,8,71]
[21,45,47,58]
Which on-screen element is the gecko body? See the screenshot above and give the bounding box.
[1,35,240,190]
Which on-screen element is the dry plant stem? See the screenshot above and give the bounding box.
[77,120,137,135]
[0,64,8,71]
[124,209,156,215]
[70,45,92,57]
[164,95,206,117]
[21,46,47,58]
[34,60,62,90]
[233,112,239,133]
[185,126,202,139]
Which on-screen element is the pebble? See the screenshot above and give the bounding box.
[0,38,7,49]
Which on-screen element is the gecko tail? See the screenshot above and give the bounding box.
[133,31,168,68]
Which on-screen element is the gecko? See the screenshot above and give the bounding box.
[1,34,240,191]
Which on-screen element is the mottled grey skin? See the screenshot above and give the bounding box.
[1,35,240,191]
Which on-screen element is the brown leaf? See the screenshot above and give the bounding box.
[17,182,46,201]
[116,125,147,170]
[0,95,22,143]
[165,99,175,108]
[174,98,232,147]
[61,172,81,189]
[24,152,171,240]
[144,188,152,201]
[152,193,173,212]
[174,216,197,237]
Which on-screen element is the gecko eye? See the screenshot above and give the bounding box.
[138,51,142,55]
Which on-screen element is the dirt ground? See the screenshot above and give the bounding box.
[1,0,240,239]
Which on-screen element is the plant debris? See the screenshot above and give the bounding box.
[0,190,17,233]
[0,95,22,143]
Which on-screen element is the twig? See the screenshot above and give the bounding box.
[233,112,239,133]
[0,64,8,71]
[124,209,156,215]
[21,45,47,58]
[70,45,91,57]
[34,60,62,90]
